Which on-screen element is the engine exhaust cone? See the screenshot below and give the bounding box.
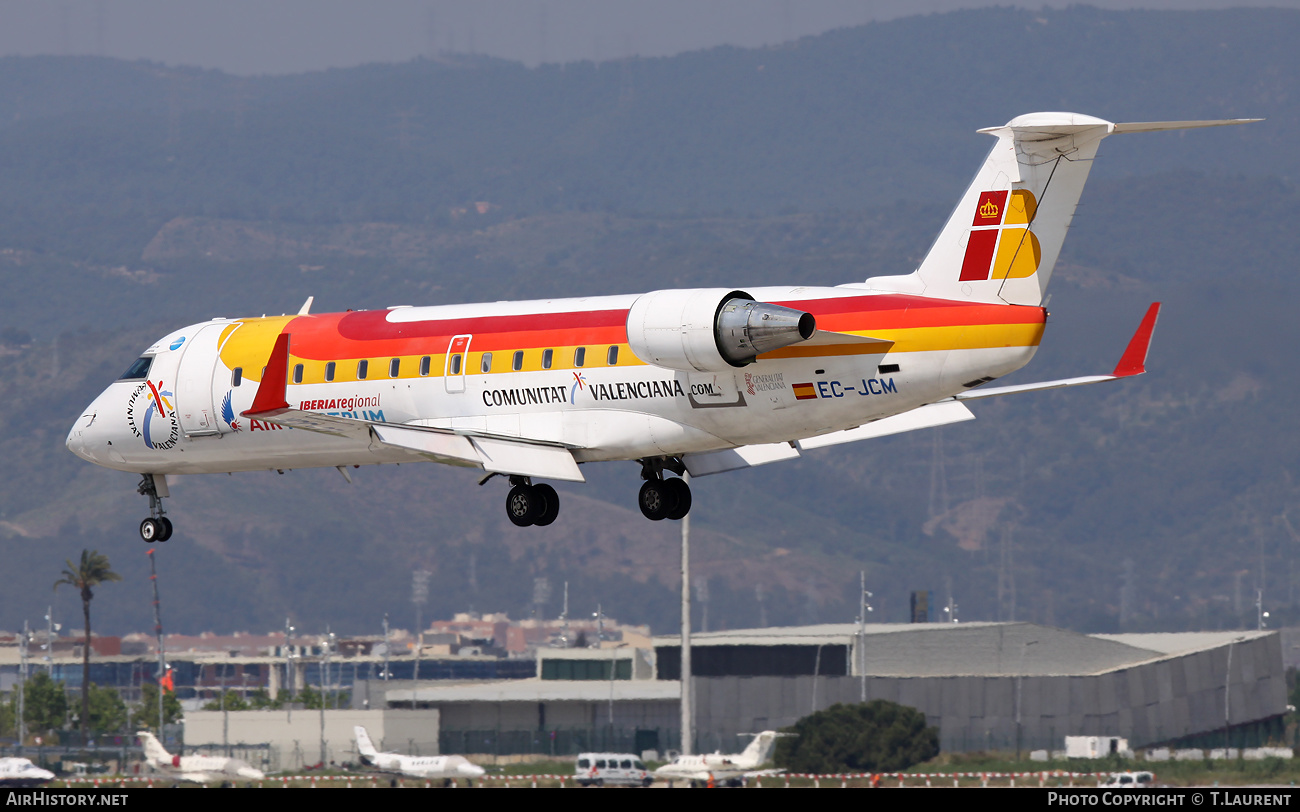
[715,298,817,366]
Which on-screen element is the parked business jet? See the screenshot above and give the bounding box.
[66,113,1256,540]
[138,731,265,785]
[353,726,485,781]
[0,757,55,787]
[654,730,780,785]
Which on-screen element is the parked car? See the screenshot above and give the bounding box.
[1101,771,1156,788]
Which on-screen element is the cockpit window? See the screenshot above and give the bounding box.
[119,357,153,380]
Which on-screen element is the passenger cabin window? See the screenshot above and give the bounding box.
[419,356,431,376]
[621,760,632,769]
[357,360,369,379]
[481,352,493,373]
[512,350,524,371]
[389,358,400,378]
[577,759,590,769]
[325,362,335,382]
[119,357,153,380]
[450,354,462,375]
[596,760,607,769]
[607,345,618,365]
[231,367,243,387]
[574,347,586,367]
[293,364,304,384]
[542,348,553,369]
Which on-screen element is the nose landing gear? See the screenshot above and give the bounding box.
[137,474,173,542]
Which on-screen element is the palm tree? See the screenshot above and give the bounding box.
[55,550,122,743]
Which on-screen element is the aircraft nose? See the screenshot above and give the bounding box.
[460,763,486,778]
[66,410,98,462]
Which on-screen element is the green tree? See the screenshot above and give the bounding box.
[18,672,68,738]
[54,550,121,744]
[774,700,939,774]
[0,694,15,738]
[248,689,281,710]
[202,691,250,712]
[131,683,182,731]
[72,684,129,737]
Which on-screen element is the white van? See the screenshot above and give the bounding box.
[575,753,652,787]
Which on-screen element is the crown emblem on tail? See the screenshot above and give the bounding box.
[979,198,999,219]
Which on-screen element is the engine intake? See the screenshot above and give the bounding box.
[626,288,816,372]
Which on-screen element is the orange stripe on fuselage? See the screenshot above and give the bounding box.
[268,294,1044,365]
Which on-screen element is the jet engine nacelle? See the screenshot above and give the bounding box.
[626,288,816,372]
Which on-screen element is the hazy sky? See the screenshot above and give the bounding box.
[0,0,1295,75]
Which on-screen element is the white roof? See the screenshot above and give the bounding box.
[389,678,680,704]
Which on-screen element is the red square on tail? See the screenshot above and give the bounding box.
[972,190,1007,226]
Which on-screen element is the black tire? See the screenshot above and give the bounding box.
[664,478,692,520]
[638,480,673,521]
[140,518,159,542]
[533,484,560,526]
[157,517,174,542]
[506,485,540,527]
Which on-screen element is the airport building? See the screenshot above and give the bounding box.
[4,622,1287,762]
[354,622,1287,756]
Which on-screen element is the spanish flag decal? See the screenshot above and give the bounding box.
[793,383,818,400]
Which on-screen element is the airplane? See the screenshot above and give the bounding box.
[65,112,1258,541]
[353,726,485,782]
[0,757,55,787]
[137,730,266,785]
[653,730,780,785]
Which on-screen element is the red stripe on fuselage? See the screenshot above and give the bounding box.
[281,295,1043,361]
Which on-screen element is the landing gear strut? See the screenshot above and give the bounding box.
[638,458,691,521]
[504,476,560,527]
[137,474,173,542]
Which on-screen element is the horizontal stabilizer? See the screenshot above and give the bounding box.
[797,400,975,450]
[1112,119,1262,135]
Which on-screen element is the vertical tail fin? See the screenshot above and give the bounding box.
[354,726,379,760]
[864,113,1259,306]
[137,731,171,763]
[738,730,778,766]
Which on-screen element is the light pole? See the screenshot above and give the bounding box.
[18,620,30,752]
[1015,639,1038,760]
[282,618,295,727]
[680,472,693,756]
[857,572,873,702]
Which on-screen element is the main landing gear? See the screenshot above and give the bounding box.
[137,474,173,542]
[504,476,560,528]
[638,458,691,522]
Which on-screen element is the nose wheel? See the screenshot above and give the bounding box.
[137,474,174,542]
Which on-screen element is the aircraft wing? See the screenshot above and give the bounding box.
[952,302,1160,401]
[684,303,1159,476]
[242,334,585,481]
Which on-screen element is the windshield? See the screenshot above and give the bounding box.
[119,356,153,380]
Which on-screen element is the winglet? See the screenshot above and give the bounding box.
[1111,303,1161,378]
[243,332,291,416]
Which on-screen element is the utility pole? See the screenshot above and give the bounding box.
[680,473,692,756]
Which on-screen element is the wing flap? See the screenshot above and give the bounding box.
[683,441,800,477]
[798,400,975,450]
[471,436,585,482]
